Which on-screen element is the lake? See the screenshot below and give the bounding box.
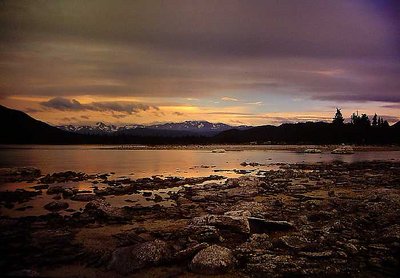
[1,145,400,178]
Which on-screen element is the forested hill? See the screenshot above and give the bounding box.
[1,105,399,145]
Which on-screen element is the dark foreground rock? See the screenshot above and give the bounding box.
[190,245,236,275]
[84,199,129,221]
[190,211,251,234]
[0,167,41,182]
[43,201,69,211]
[1,160,400,277]
[108,240,172,274]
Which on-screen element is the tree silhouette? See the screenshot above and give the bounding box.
[351,112,370,127]
[332,108,344,125]
[372,114,378,127]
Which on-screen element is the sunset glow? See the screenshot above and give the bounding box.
[0,0,399,126]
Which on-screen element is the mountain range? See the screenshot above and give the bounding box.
[1,104,399,145]
[57,121,250,136]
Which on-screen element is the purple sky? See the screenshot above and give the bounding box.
[0,0,399,125]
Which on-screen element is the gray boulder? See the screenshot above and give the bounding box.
[190,211,251,234]
[190,245,235,275]
[108,240,172,274]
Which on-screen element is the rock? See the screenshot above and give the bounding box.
[343,243,358,255]
[85,199,128,220]
[108,240,172,274]
[71,193,97,202]
[154,194,163,202]
[40,171,91,183]
[224,210,251,218]
[44,201,69,211]
[190,211,251,234]
[182,225,221,242]
[46,185,66,195]
[52,194,62,200]
[246,254,304,276]
[277,235,309,250]
[241,162,265,167]
[307,211,333,222]
[0,167,41,182]
[236,234,273,255]
[235,176,261,187]
[248,217,295,233]
[331,146,354,154]
[231,202,268,216]
[142,192,152,197]
[299,251,334,258]
[0,190,41,205]
[31,184,49,190]
[174,243,209,261]
[381,224,400,242]
[226,186,259,198]
[304,149,322,153]
[287,184,307,191]
[62,188,74,198]
[190,245,235,275]
[211,149,226,153]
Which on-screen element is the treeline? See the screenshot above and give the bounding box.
[333,108,390,128]
[214,109,399,145]
[1,104,399,145]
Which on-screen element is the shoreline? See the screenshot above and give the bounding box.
[1,160,400,276]
[1,143,400,152]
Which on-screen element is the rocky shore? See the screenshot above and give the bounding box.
[1,161,400,277]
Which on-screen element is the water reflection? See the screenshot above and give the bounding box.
[1,146,399,178]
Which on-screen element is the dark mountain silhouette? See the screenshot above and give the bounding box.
[0,104,84,144]
[1,104,399,145]
[215,121,400,144]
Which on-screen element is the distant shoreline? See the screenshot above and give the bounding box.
[1,143,396,152]
[102,144,400,152]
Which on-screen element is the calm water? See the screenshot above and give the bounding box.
[1,145,400,217]
[1,145,400,178]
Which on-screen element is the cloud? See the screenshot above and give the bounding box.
[173,111,184,116]
[40,97,158,114]
[221,97,239,102]
[61,117,78,122]
[0,0,399,111]
[246,101,263,105]
[381,104,400,109]
[111,114,128,119]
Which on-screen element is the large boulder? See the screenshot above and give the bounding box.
[190,211,251,234]
[248,217,295,233]
[84,199,128,220]
[108,240,172,274]
[181,225,221,242]
[190,245,235,275]
[44,201,69,211]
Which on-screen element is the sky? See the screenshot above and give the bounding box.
[0,0,399,126]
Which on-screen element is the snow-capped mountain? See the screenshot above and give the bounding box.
[57,121,250,136]
[57,122,120,135]
[149,121,248,132]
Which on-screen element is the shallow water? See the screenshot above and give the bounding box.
[1,145,400,177]
[1,145,400,218]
